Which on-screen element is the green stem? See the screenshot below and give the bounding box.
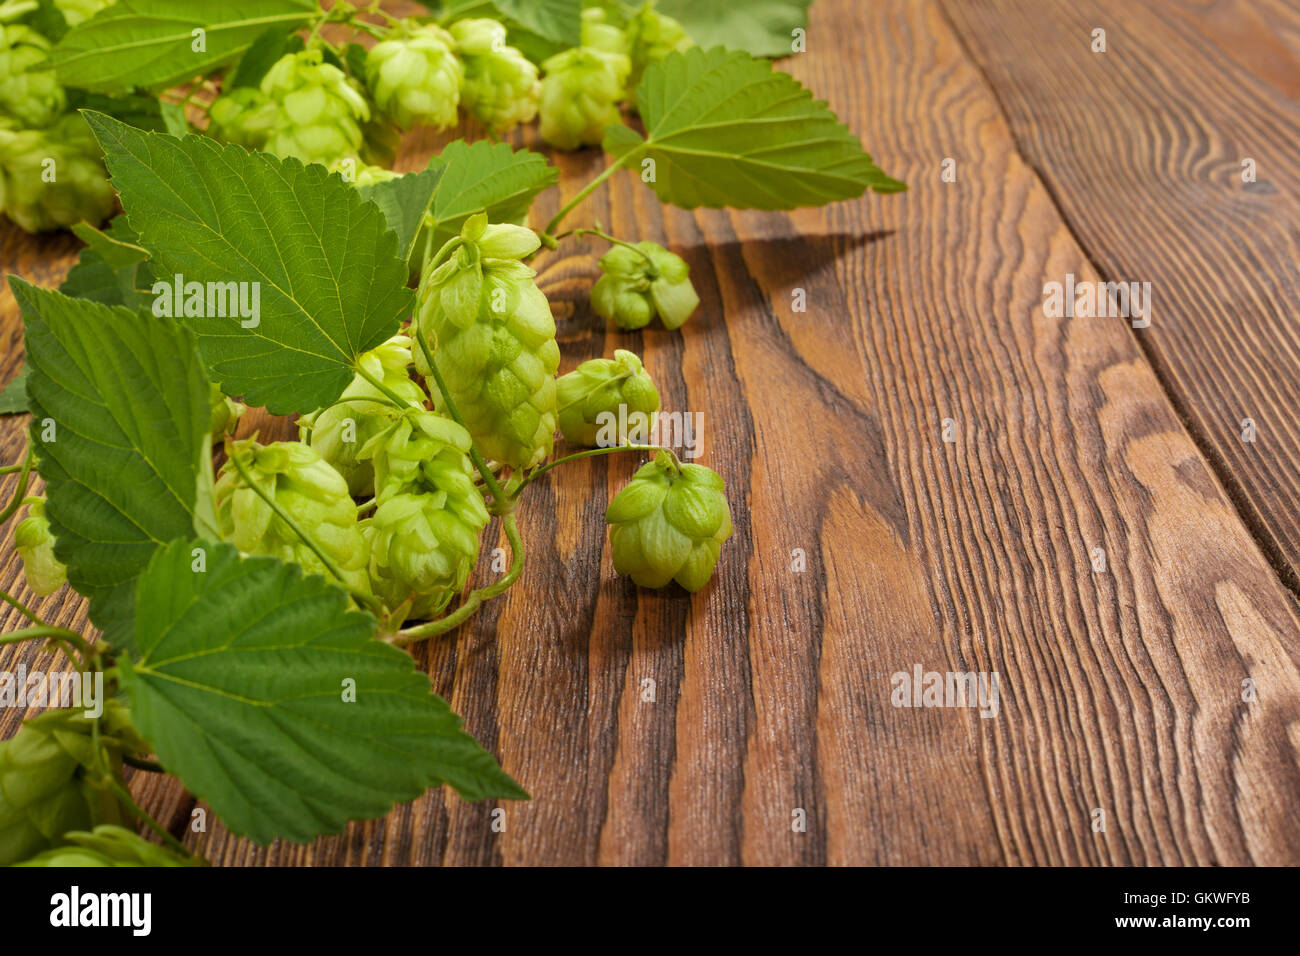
[543,154,636,238]
[515,443,679,494]
[106,773,196,860]
[122,754,167,774]
[353,364,422,411]
[0,587,43,626]
[413,330,511,512]
[0,625,91,656]
[394,512,524,644]
[559,226,656,270]
[0,445,34,526]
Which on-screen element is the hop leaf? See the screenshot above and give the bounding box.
[557,349,660,447]
[365,21,462,131]
[13,499,67,596]
[591,241,699,330]
[450,18,540,133]
[606,453,732,592]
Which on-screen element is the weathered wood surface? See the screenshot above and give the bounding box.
[3,0,1300,865]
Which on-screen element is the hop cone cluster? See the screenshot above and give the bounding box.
[0,25,64,128]
[13,498,67,596]
[0,112,114,233]
[557,349,660,447]
[416,213,559,469]
[538,39,629,150]
[0,705,143,867]
[592,241,700,330]
[260,49,371,166]
[606,452,732,592]
[215,439,369,593]
[359,409,489,620]
[450,18,540,132]
[15,825,197,867]
[365,21,462,130]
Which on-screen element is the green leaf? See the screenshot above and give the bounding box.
[424,140,557,250]
[65,89,175,134]
[606,46,906,209]
[228,27,305,88]
[655,0,812,58]
[50,0,320,94]
[357,167,444,265]
[488,0,581,46]
[121,540,528,844]
[60,217,156,311]
[86,112,413,414]
[11,280,212,643]
[22,0,70,43]
[0,366,28,416]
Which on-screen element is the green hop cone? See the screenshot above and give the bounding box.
[623,1,694,98]
[0,24,65,129]
[449,18,540,133]
[365,21,462,131]
[206,86,278,151]
[13,498,66,596]
[14,825,199,867]
[0,705,143,867]
[557,348,660,447]
[208,382,243,442]
[415,214,559,469]
[215,439,370,593]
[328,156,400,188]
[260,49,370,166]
[299,335,425,496]
[538,44,630,150]
[580,7,629,59]
[606,452,732,592]
[0,113,114,233]
[591,241,700,330]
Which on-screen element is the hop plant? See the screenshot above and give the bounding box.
[0,705,142,867]
[365,21,462,131]
[415,214,560,470]
[557,349,660,447]
[215,439,370,593]
[0,24,65,128]
[450,18,540,133]
[206,86,278,151]
[14,825,198,867]
[623,1,694,97]
[358,410,489,620]
[606,452,732,592]
[13,498,66,596]
[538,44,630,150]
[260,49,370,166]
[591,241,700,330]
[0,113,115,233]
[208,383,243,442]
[299,335,425,496]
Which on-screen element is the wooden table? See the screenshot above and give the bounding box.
[3,0,1299,865]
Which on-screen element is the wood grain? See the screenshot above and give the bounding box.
[4,0,1300,865]
[941,0,1300,593]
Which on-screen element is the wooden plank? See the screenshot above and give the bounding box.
[3,0,1300,866]
[942,0,1300,592]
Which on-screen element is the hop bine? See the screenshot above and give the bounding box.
[557,349,660,448]
[591,241,700,330]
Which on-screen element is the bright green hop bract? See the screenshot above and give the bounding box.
[15,825,198,867]
[415,213,559,470]
[13,498,66,596]
[591,241,700,330]
[606,453,732,592]
[580,7,629,59]
[365,21,462,131]
[359,409,489,621]
[623,1,694,99]
[260,49,370,166]
[299,335,425,496]
[0,24,65,129]
[215,439,369,593]
[538,43,630,150]
[450,18,540,133]
[557,349,660,448]
[206,86,278,151]
[208,382,243,442]
[0,705,142,867]
[0,113,115,233]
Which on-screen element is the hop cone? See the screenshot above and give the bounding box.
[206,86,278,150]
[15,825,198,867]
[215,439,369,593]
[299,335,425,496]
[606,452,732,592]
[0,113,114,233]
[358,409,488,620]
[591,240,700,330]
[13,499,66,596]
[538,45,629,150]
[0,705,143,867]
[557,348,660,448]
[415,214,559,469]
[365,21,462,131]
[328,157,400,188]
[0,24,65,129]
[450,18,539,132]
[580,7,629,59]
[208,382,243,442]
[623,1,694,98]
[260,49,370,166]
